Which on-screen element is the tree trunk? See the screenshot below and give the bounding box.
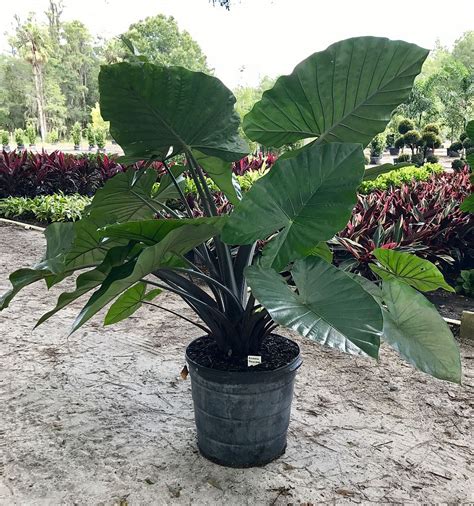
[32,62,47,141]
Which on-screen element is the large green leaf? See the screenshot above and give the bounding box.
[101,217,225,245]
[0,269,53,310]
[370,248,454,292]
[99,63,248,161]
[85,169,160,223]
[222,142,364,271]
[1,222,76,308]
[382,280,461,383]
[35,243,141,327]
[245,257,382,357]
[243,37,428,148]
[194,150,242,205]
[71,222,219,332]
[104,282,162,325]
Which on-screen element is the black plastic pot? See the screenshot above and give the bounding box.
[370,155,382,164]
[186,336,302,468]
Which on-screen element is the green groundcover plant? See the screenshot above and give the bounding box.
[1,36,462,383]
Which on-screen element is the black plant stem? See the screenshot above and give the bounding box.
[142,301,209,333]
[162,160,194,218]
[186,150,239,300]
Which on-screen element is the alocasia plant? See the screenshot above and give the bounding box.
[0,37,462,382]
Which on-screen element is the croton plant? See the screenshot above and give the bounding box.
[1,37,462,382]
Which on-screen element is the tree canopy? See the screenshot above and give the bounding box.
[0,6,210,139]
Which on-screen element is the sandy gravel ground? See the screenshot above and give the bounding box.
[0,222,473,505]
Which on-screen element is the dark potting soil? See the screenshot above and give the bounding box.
[186,334,300,372]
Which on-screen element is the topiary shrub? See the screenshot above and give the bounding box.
[411,153,424,166]
[395,153,411,163]
[394,137,405,149]
[451,159,465,171]
[460,132,468,142]
[398,118,415,135]
[404,130,421,154]
[423,123,440,135]
[449,141,463,152]
[426,154,439,163]
[422,131,441,149]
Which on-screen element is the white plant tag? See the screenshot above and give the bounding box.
[247,355,262,367]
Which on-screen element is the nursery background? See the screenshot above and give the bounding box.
[0,1,473,504]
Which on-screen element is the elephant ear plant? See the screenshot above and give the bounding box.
[1,37,462,467]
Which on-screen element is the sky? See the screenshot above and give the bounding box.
[0,0,473,88]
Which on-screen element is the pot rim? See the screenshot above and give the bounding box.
[186,334,302,381]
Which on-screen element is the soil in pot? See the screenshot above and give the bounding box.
[186,334,302,468]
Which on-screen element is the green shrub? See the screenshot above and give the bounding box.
[403,129,421,147]
[398,118,414,135]
[14,128,25,147]
[395,153,410,163]
[465,147,474,157]
[359,163,443,193]
[421,131,441,149]
[394,137,405,149]
[0,193,90,222]
[455,270,474,297]
[25,123,36,145]
[95,128,106,149]
[462,138,473,149]
[426,154,439,163]
[47,128,59,144]
[86,124,95,146]
[449,141,463,152]
[71,122,82,146]
[451,159,466,171]
[411,153,424,166]
[460,132,468,142]
[369,133,386,156]
[423,123,440,135]
[385,133,395,147]
[0,130,9,146]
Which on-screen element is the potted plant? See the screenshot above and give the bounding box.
[25,122,37,148]
[71,122,82,151]
[86,124,95,151]
[392,136,405,157]
[1,37,462,468]
[95,128,106,152]
[48,128,59,144]
[0,130,10,152]
[369,133,385,164]
[14,128,25,150]
[397,118,415,135]
[448,141,463,157]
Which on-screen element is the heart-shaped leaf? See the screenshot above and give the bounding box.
[99,63,249,161]
[243,37,428,148]
[245,257,382,357]
[382,279,461,383]
[370,248,454,292]
[222,142,364,271]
